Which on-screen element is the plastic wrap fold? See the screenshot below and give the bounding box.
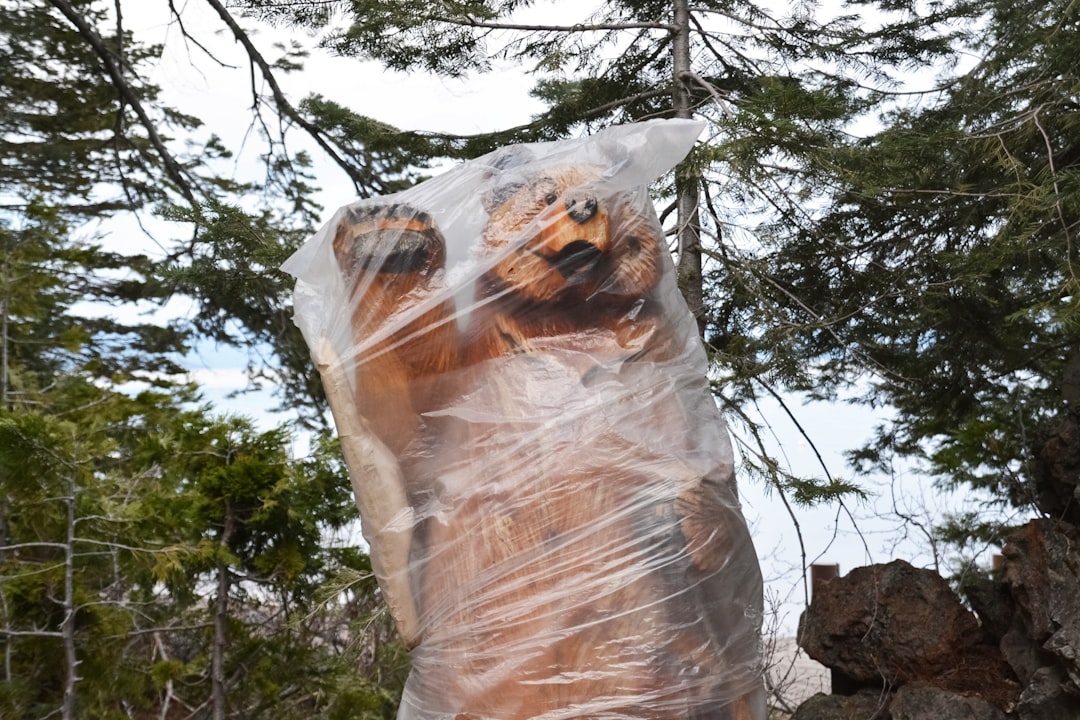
[283,119,765,720]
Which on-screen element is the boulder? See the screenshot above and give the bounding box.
[1029,410,1080,524]
[797,559,1019,710]
[1014,665,1080,720]
[888,683,1007,720]
[963,571,1015,643]
[789,690,888,720]
[1000,519,1080,718]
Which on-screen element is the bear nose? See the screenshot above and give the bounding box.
[564,190,598,224]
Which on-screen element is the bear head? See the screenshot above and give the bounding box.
[478,163,664,307]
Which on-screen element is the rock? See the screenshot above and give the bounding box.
[1003,521,1080,674]
[1029,411,1080,524]
[1001,519,1080,717]
[789,690,888,720]
[1000,621,1053,688]
[889,684,1007,720]
[797,559,1019,710]
[793,526,1080,717]
[1015,665,1080,720]
[962,573,1015,643]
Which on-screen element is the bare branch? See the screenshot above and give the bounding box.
[678,70,734,116]
[0,628,64,638]
[0,541,69,552]
[167,0,239,71]
[431,16,676,33]
[201,0,377,196]
[724,399,811,607]
[46,0,199,205]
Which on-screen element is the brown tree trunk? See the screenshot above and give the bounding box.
[61,475,78,720]
[212,504,235,720]
[671,0,707,338]
[2,244,10,408]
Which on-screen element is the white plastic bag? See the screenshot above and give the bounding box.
[284,119,765,720]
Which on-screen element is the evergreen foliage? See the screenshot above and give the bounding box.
[739,0,1080,518]
[5,0,1080,714]
[234,0,1080,553]
[235,0,974,505]
[1,2,408,717]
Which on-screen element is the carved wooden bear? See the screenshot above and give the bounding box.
[328,156,765,720]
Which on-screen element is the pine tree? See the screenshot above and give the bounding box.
[0,204,396,718]
[0,3,408,716]
[232,0,969,501]
[740,0,1080,532]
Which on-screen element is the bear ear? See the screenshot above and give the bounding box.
[486,145,534,173]
[481,175,527,214]
[480,146,536,213]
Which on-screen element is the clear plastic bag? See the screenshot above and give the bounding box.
[283,119,765,720]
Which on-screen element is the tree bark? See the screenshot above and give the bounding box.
[1,591,10,683]
[61,475,78,720]
[671,0,707,338]
[212,504,235,720]
[1,240,10,407]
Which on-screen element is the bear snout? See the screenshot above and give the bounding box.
[548,239,603,279]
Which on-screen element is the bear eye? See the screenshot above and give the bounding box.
[487,180,526,209]
[537,176,560,206]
